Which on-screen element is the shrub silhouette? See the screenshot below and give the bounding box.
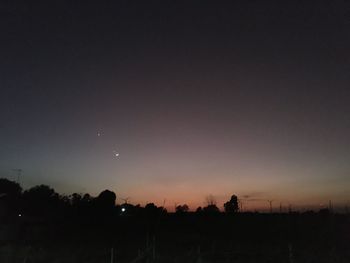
[203,204,220,213]
[176,204,189,213]
[224,194,239,213]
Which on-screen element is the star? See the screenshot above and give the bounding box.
[113,150,120,159]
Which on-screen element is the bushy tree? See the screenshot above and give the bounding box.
[203,194,220,213]
[0,178,22,197]
[224,195,239,213]
[203,204,220,213]
[145,202,158,212]
[176,204,189,213]
[0,178,22,216]
[70,193,82,207]
[22,184,61,216]
[96,190,116,208]
[195,206,203,213]
[205,194,217,206]
[144,202,166,217]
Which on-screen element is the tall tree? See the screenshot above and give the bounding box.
[22,185,61,216]
[0,178,22,216]
[0,178,22,197]
[224,195,239,213]
[95,190,116,209]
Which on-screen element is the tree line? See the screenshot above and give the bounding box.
[0,178,239,220]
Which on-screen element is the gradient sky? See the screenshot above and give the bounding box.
[1,1,350,211]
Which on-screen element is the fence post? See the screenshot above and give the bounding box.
[288,243,294,263]
[110,247,114,263]
[152,236,156,260]
[196,245,202,263]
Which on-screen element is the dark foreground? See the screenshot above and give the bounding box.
[1,212,349,263]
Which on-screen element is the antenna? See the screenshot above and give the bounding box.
[267,200,273,213]
[240,197,266,212]
[12,169,22,184]
[121,197,130,204]
[239,197,277,213]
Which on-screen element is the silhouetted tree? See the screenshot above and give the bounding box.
[23,185,57,200]
[75,193,93,216]
[68,193,89,217]
[203,204,220,213]
[70,193,82,207]
[205,194,217,206]
[158,206,167,214]
[82,193,92,203]
[145,202,158,212]
[203,194,220,213]
[196,206,203,213]
[224,195,239,213]
[176,204,189,213]
[94,190,116,215]
[144,202,165,218]
[0,178,22,197]
[0,178,22,217]
[22,184,61,216]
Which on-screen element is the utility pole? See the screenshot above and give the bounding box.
[12,169,22,184]
[329,200,333,213]
[267,200,273,213]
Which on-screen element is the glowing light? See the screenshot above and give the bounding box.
[113,150,120,158]
[121,207,126,212]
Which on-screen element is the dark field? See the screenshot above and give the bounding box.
[1,212,349,263]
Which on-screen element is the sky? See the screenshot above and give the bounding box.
[1,1,350,211]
